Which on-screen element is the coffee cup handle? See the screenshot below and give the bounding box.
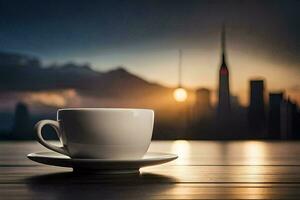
[35,120,69,156]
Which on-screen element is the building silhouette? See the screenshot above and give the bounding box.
[188,88,214,139]
[293,106,300,139]
[280,99,294,139]
[280,98,300,139]
[248,80,266,137]
[193,88,212,119]
[268,92,283,139]
[217,25,231,130]
[12,102,32,140]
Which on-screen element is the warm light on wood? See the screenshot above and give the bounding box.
[173,87,188,102]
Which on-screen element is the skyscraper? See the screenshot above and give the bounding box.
[248,80,266,137]
[193,88,212,120]
[189,88,213,139]
[217,25,231,126]
[280,99,294,139]
[280,98,300,140]
[268,92,283,139]
[12,102,32,140]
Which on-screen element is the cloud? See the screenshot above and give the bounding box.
[23,89,79,107]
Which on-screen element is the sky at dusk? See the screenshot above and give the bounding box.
[1,0,300,105]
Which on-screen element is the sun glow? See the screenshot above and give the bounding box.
[173,88,188,102]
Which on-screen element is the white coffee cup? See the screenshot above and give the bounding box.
[35,108,154,159]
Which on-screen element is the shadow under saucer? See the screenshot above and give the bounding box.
[25,172,177,199]
[25,171,177,184]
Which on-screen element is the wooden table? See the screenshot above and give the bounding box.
[1,141,300,199]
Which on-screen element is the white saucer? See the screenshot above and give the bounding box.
[27,151,178,174]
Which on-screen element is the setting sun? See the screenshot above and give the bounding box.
[173,88,188,102]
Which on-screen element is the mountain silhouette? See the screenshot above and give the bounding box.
[0,51,173,101]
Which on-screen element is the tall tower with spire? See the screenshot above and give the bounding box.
[217,25,231,125]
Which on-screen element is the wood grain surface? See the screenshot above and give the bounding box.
[1,141,300,199]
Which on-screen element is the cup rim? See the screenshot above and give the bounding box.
[58,108,154,112]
